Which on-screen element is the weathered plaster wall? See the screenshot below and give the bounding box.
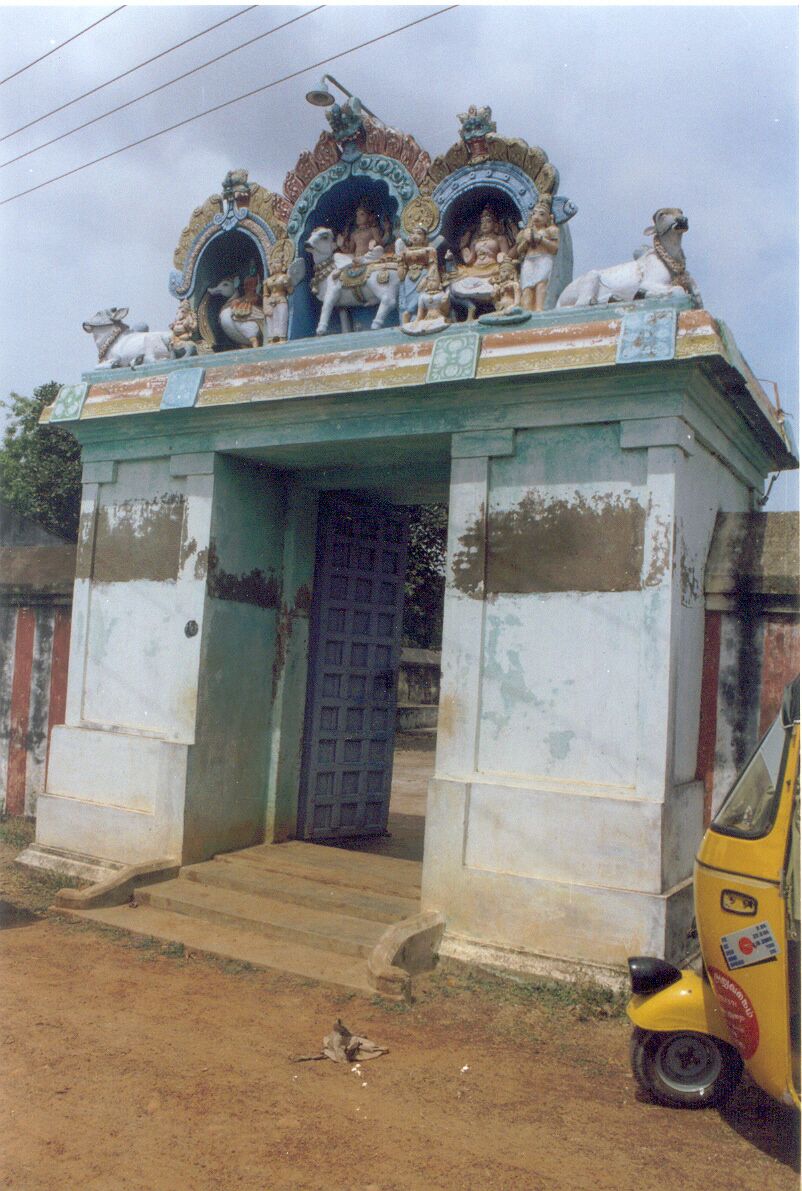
[262,482,317,845]
[425,396,759,971]
[182,456,285,863]
[38,455,214,865]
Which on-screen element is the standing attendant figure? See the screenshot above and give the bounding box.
[510,202,560,312]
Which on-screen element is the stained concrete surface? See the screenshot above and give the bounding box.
[334,747,433,863]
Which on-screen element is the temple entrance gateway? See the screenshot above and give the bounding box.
[298,493,409,841]
[27,92,796,984]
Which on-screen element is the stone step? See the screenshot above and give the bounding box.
[138,878,387,959]
[182,860,418,924]
[224,842,422,899]
[66,903,374,995]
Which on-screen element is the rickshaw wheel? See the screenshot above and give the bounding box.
[630,1027,743,1108]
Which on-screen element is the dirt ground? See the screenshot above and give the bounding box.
[0,834,798,1191]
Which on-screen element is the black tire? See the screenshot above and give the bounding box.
[630,1027,743,1109]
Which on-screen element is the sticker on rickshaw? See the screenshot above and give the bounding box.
[720,921,780,970]
[709,967,760,1059]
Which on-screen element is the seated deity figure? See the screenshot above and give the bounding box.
[337,202,391,263]
[169,299,198,350]
[229,264,263,322]
[492,257,523,313]
[416,265,451,324]
[509,201,560,312]
[459,206,513,274]
[396,224,438,324]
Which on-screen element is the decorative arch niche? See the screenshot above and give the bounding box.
[289,170,406,340]
[193,229,268,352]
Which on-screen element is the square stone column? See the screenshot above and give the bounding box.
[423,407,751,976]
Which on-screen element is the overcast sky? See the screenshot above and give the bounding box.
[0,3,797,509]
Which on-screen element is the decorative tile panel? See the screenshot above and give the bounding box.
[427,330,481,384]
[616,308,677,365]
[50,383,89,422]
[160,368,205,410]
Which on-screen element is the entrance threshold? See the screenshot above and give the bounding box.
[323,740,434,863]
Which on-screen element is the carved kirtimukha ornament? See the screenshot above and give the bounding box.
[557,208,702,308]
[326,96,365,153]
[222,168,252,208]
[457,104,497,161]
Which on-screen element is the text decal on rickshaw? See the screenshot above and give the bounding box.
[720,921,780,971]
[708,967,760,1060]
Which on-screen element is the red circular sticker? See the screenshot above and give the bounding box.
[738,936,754,956]
[709,966,760,1060]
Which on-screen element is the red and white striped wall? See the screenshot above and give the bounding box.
[1,605,71,817]
[696,609,799,825]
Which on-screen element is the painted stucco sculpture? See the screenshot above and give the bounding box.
[509,200,560,312]
[304,226,402,335]
[82,308,194,368]
[400,264,452,335]
[169,300,200,356]
[206,272,265,349]
[557,207,702,308]
[160,104,576,346]
[395,224,438,324]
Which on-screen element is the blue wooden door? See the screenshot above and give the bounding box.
[298,494,410,841]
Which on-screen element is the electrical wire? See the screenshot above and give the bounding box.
[1,6,258,143]
[0,8,127,87]
[0,6,458,208]
[1,6,324,169]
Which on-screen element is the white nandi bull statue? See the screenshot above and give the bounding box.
[304,227,402,335]
[83,308,193,368]
[557,208,702,309]
[206,275,264,348]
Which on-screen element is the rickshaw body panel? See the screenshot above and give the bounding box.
[694,722,800,1107]
[627,970,731,1043]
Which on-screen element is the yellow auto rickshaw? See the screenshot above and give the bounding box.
[627,676,800,1109]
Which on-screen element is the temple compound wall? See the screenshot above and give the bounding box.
[23,99,797,977]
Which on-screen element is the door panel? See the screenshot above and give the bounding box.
[298,494,409,841]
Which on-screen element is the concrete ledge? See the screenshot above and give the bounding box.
[368,910,446,1002]
[53,858,180,910]
[16,843,125,883]
[438,933,628,992]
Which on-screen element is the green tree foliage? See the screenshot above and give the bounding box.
[0,382,82,541]
[403,504,448,650]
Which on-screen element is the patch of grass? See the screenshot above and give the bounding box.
[130,934,161,951]
[0,816,35,850]
[219,958,256,975]
[371,995,411,1014]
[435,965,628,1021]
[1,865,86,915]
[160,941,185,959]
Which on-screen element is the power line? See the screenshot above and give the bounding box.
[1,7,324,170]
[0,8,127,87]
[1,6,258,144]
[0,7,458,208]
